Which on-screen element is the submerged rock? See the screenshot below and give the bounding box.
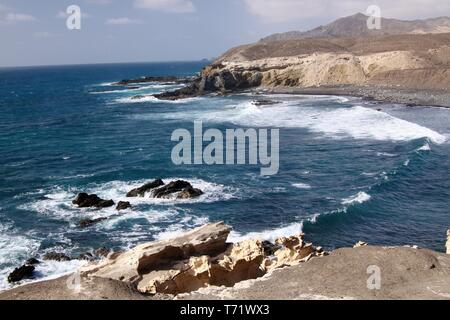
[116,76,191,86]
[72,193,114,209]
[252,99,280,106]
[126,179,164,197]
[8,265,35,283]
[43,252,72,262]
[116,201,132,211]
[78,217,108,228]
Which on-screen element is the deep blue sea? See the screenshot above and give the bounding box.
[1,61,449,289]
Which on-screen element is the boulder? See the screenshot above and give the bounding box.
[252,99,280,106]
[177,186,204,199]
[43,252,72,262]
[72,193,114,209]
[126,179,164,197]
[116,201,132,211]
[8,265,35,283]
[78,217,108,228]
[153,180,192,199]
[81,222,232,294]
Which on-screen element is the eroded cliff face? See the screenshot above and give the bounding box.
[198,48,449,92]
[80,222,326,295]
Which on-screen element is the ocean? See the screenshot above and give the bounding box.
[1,61,449,290]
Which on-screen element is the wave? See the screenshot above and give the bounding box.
[228,222,304,243]
[292,182,312,190]
[145,97,447,144]
[18,178,236,222]
[341,191,372,205]
[90,83,183,95]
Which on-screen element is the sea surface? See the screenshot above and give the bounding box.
[1,61,449,290]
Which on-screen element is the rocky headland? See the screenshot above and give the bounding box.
[1,222,449,300]
[147,14,450,107]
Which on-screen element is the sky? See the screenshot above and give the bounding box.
[1,0,449,67]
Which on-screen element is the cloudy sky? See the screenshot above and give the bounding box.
[1,0,449,67]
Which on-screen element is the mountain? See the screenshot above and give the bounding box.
[260,13,450,42]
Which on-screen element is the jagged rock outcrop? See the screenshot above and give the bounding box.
[126,179,164,197]
[72,193,114,209]
[43,252,72,262]
[78,217,107,228]
[7,265,35,283]
[80,222,324,295]
[126,180,203,199]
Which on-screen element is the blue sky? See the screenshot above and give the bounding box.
[1,0,449,67]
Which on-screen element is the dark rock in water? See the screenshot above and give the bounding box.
[43,252,72,262]
[131,95,146,100]
[77,252,94,261]
[8,265,35,283]
[262,241,281,256]
[253,99,280,106]
[116,76,192,86]
[153,82,201,101]
[116,201,132,211]
[153,180,192,199]
[25,258,40,265]
[177,186,204,199]
[78,217,108,228]
[95,247,111,258]
[72,193,115,209]
[126,179,164,197]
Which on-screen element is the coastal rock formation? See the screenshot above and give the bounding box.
[7,265,35,283]
[72,193,114,209]
[176,186,204,199]
[116,76,192,86]
[126,179,164,197]
[80,223,323,295]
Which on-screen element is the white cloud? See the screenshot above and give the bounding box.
[106,17,143,25]
[134,0,195,13]
[4,12,36,22]
[243,0,450,23]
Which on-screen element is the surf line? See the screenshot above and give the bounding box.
[171,120,279,176]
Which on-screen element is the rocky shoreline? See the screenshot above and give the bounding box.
[1,222,449,300]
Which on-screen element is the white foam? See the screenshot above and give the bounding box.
[0,225,41,291]
[342,191,372,205]
[292,183,312,190]
[150,100,447,144]
[417,142,431,152]
[19,178,235,222]
[228,222,304,243]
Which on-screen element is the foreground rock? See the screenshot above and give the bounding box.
[182,245,450,300]
[7,265,35,283]
[80,222,323,295]
[72,193,114,209]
